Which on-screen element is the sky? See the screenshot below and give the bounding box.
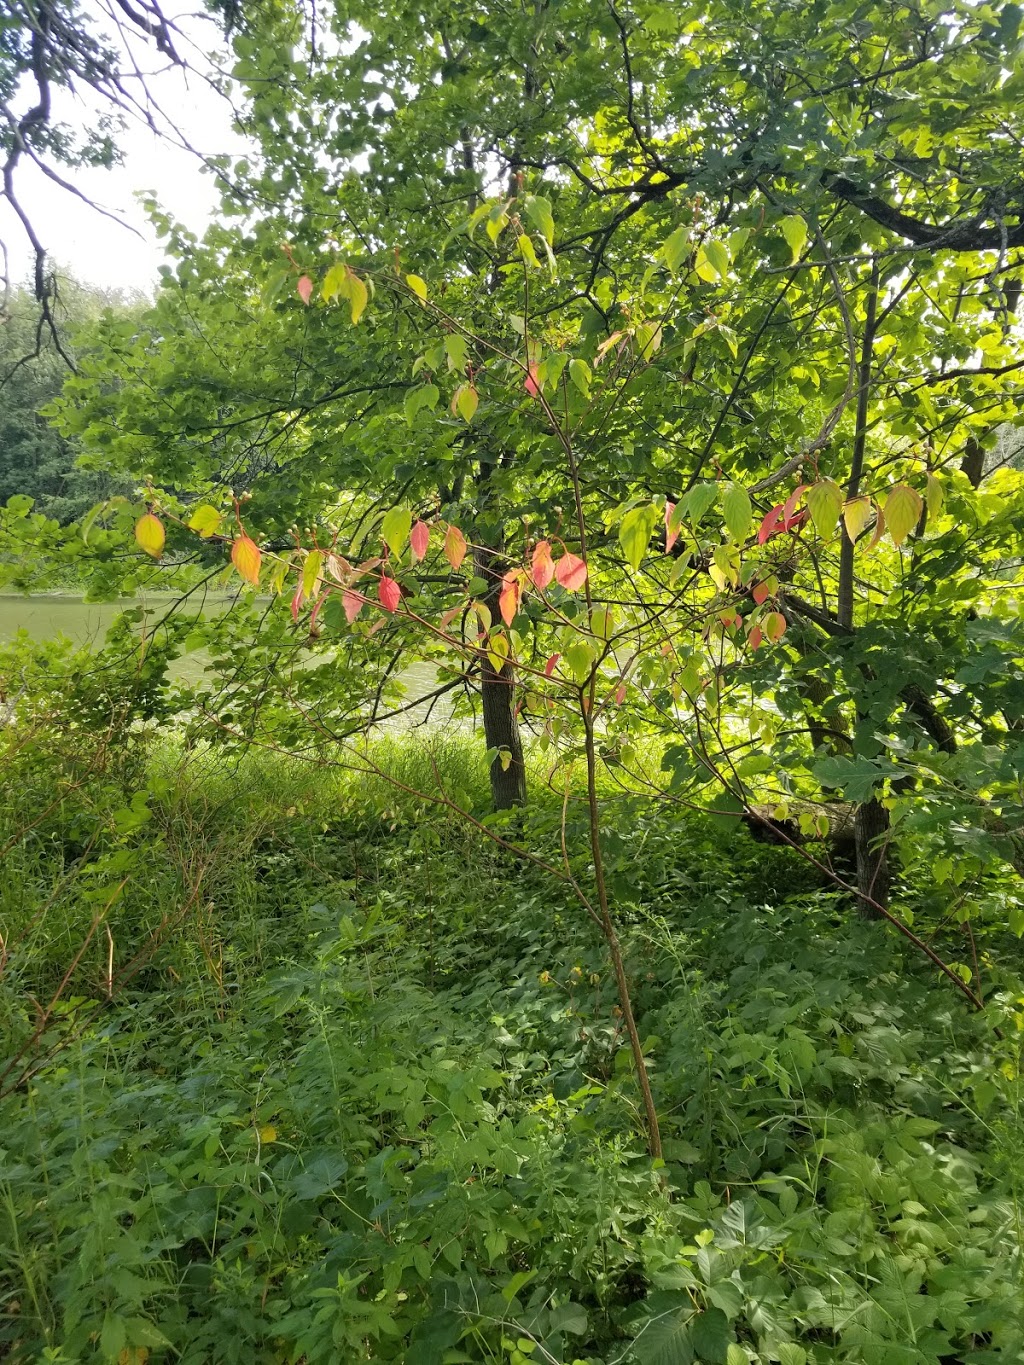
[1,3,251,298]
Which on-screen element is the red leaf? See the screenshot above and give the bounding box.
[544,653,560,677]
[343,589,365,623]
[752,581,770,606]
[665,501,677,553]
[290,583,304,621]
[231,535,261,585]
[757,505,785,544]
[748,626,763,650]
[378,576,401,612]
[554,552,587,592]
[781,483,809,531]
[499,570,522,626]
[531,540,555,589]
[444,524,467,571]
[297,275,314,305]
[410,520,430,562]
[524,363,540,397]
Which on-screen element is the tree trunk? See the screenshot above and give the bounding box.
[855,796,890,915]
[474,538,527,810]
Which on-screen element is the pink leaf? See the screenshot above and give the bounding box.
[544,653,561,677]
[444,525,467,571]
[297,275,314,305]
[665,501,677,553]
[410,520,430,562]
[343,589,365,623]
[781,483,809,531]
[554,552,587,592]
[499,570,522,626]
[531,540,555,590]
[748,626,763,651]
[378,576,402,613]
[524,363,540,398]
[757,504,785,544]
[615,683,627,705]
[290,583,304,621]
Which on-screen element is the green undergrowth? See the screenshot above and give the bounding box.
[2,733,1024,1364]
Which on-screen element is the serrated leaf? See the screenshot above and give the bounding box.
[381,506,412,556]
[925,471,944,517]
[811,755,901,802]
[444,525,467,571]
[134,513,165,558]
[631,1308,694,1365]
[378,576,401,612]
[662,224,691,274]
[805,478,844,538]
[231,535,261,584]
[346,269,368,324]
[297,274,314,305]
[843,496,873,543]
[320,262,348,302]
[565,639,596,683]
[779,215,807,263]
[619,502,658,571]
[187,504,222,538]
[721,482,752,541]
[555,552,587,591]
[406,273,427,302]
[569,357,591,399]
[885,483,924,547]
[680,483,719,526]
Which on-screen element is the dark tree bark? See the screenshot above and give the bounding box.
[855,797,891,916]
[474,541,527,809]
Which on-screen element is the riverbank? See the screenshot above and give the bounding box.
[2,729,1023,1363]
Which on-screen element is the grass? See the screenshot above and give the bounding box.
[2,720,1024,1363]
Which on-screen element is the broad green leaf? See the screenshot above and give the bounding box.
[694,246,719,283]
[381,506,412,555]
[811,756,902,802]
[569,357,591,399]
[445,334,469,372]
[805,479,844,537]
[662,224,691,274]
[320,262,348,302]
[885,483,924,547]
[779,215,807,263]
[631,1309,694,1365]
[454,384,479,423]
[487,630,510,674]
[925,471,944,517]
[565,638,596,683]
[703,239,729,279]
[525,194,555,245]
[619,502,659,570]
[134,513,165,558]
[591,606,615,640]
[680,483,719,526]
[187,504,222,538]
[517,233,541,268]
[721,482,752,541]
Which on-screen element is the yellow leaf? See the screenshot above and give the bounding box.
[925,472,944,518]
[231,534,262,585]
[258,1124,277,1144]
[455,384,479,423]
[187,504,222,538]
[517,233,542,268]
[346,268,368,324]
[406,273,428,302]
[134,513,165,558]
[302,549,323,598]
[843,496,873,543]
[884,483,924,547]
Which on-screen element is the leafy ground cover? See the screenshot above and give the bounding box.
[2,726,1023,1364]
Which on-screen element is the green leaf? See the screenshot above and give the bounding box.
[691,1307,730,1363]
[680,483,719,526]
[720,482,752,542]
[406,273,428,302]
[632,1310,694,1365]
[524,194,555,245]
[569,357,591,399]
[455,384,479,423]
[703,240,729,279]
[346,270,368,324]
[301,548,323,596]
[381,506,412,555]
[517,233,542,268]
[565,638,596,682]
[445,334,469,372]
[662,225,691,274]
[779,215,807,263]
[810,756,902,803]
[805,479,844,538]
[619,502,659,571]
[320,261,348,302]
[187,504,223,538]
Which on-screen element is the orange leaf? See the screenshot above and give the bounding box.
[524,363,540,397]
[544,653,560,677]
[378,576,401,612]
[297,275,314,305]
[134,513,165,558]
[231,535,261,584]
[554,552,587,591]
[531,540,555,589]
[410,520,430,562]
[499,570,522,626]
[763,611,787,642]
[752,581,771,606]
[444,525,467,571]
[748,625,763,650]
